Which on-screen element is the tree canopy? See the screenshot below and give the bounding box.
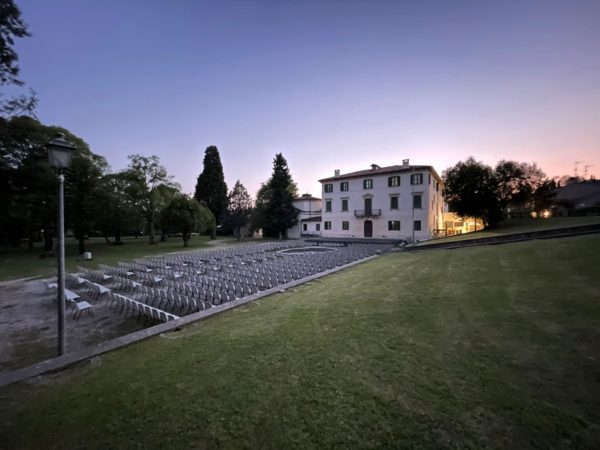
[253,153,298,238]
[0,0,37,117]
[125,154,178,245]
[223,180,253,239]
[0,116,106,252]
[444,157,555,228]
[161,195,215,247]
[443,157,500,228]
[194,145,228,225]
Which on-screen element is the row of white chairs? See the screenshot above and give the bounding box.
[106,292,179,323]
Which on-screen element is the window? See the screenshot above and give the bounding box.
[363,179,373,189]
[324,183,333,193]
[388,221,401,231]
[342,221,349,230]
[413,194,422,209]
[390,196,398,210]
[428,174,431,184]
[303,224,307,231]
[388,176,400,187]
[324,221,331,230]
[410,173,423,185]
[340,181,349,191]
[316,224,320,231]
[414,220,421,231]
[325,200,332,212]
[341,199,348,212]
[436,181,439,192]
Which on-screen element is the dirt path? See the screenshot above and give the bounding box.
[0,279,144,373]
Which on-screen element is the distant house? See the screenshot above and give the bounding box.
[287,194,322,239]
[553,180,600,216]
[318,160,445,241]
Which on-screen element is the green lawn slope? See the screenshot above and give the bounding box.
[418,215,600,245]
[0,236,238,282]
[1,234,599,449]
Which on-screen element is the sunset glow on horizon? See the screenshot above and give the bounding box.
[13,0,600,197]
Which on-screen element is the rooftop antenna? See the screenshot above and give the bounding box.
[574,161,584,177]
[584,164,594,179]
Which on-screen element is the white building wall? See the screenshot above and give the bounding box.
[287,197,322,239]
[320,168,445,241]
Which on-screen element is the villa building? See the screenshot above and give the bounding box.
[318,160,445,241]
[287,194,322,239]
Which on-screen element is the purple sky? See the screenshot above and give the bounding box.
[13,0,600,197]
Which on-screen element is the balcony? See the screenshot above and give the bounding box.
[354,209,382,218]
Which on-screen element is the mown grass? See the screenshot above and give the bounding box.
[1,234,599,448]
[418,216,600,245]
[0,236,240,282]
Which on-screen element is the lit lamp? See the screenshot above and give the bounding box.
[46,133,75,356]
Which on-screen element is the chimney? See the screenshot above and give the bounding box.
[371,164,381,170]
[334,169,340,176]
[402,159,410,167]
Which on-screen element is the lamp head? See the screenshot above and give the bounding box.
[47,133,75,169]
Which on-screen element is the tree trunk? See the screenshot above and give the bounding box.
[148,215,156,245]
[160,229,166,242]
[104,234,111,244]
[183,233,189,247]
[78,235,85,255]
[28,229,34,250]
[43,228,53,252]
[115,229,122,245]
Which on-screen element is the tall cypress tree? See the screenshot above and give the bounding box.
[264,153,298,239]
[194,145,228,224]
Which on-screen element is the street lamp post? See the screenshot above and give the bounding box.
[46,133,75,356]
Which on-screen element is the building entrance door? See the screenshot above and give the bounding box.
[364,220,373,238]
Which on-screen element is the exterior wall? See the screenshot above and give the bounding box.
[295,198,322,220]
[320,168,445,241]
[299,221,321,237]
[441,212,484,235]
[288,197,322,239]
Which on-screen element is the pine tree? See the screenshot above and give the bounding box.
[194,146,228,225]
[263,153,298,239]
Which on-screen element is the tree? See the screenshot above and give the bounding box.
[154,184,181,242]
[63,132,108,254]
[125,154,178,245]
[161,195,215,247]
[223,180,253,240]
[0,116,105,253]
[531,179,557,216]
[494,160,546,210]
[443,157,501,228]
[94,172,144,244]
[260,153,298,239]
[194,145,228,227]
[0,0,37,118]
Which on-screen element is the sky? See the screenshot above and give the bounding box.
[12,0,600,197]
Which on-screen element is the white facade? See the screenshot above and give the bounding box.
[287,195,322,239]
[319,163,445,241]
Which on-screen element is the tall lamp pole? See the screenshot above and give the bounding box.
[46,133,75,356]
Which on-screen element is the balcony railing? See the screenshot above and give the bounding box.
[354,209,382,218]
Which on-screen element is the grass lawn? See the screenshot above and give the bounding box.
[0,235,241,282]
[1,234,599,448]
[418,215,600,245]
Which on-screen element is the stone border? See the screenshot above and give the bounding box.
[0,254,381,388]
